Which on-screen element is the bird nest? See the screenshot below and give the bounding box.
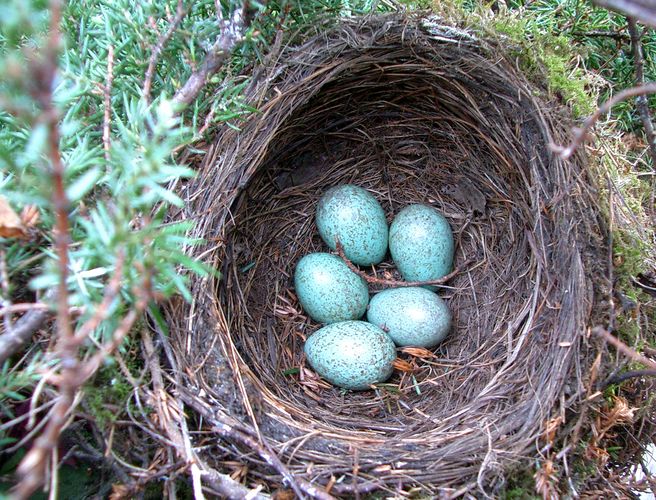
[165,14,611,497]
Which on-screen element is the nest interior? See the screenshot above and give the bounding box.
[169,15,609,495]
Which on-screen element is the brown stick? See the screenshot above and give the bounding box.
[627,18,656,169]
[335,242,469,288]
[172,8,245,107]
[594,0,656,28]
[570,30,630,41]
[13,2,71,495]
[142,0,186,103]
[551,83,656,160]
[593,326,656,370]
[0,302,51,365]
[0,301,52,365]
[178,391,335,500]
[602,369,656,387]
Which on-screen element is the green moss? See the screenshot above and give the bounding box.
[84,335,142,430]
[430,3,596,118]
[499,467,540,499]
[490,15,594,117]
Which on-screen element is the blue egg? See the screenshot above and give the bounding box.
[294,253,369,324]
[367,287,452,348]
[304,321,396,390]
[316,185,388,266]
[389,204,454,285]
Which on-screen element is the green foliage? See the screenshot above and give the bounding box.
[0,0,388,493]
[490,14,594,117]
[490,0,656,130]
[85,365,134,430]
[0,360,41,448]
[499,467,540,499]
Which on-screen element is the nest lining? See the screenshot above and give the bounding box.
[167,15,609,495]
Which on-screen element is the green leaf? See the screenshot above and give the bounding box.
[66,167,102,202]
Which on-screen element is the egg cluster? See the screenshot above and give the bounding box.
[294,185,454,391]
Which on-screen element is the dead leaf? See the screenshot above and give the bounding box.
[20,205,40,227]
[598,396,636,440]
[534,460,558,500]
[392,358,415,373]
[400,346,436,359]
[0,196,27,239]
[543,416,564,446]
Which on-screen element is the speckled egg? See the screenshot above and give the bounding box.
[316,184,388,266]
[389,204,454,285]
[304,321,396,390]
[367,287,452,348]
[294,253,369,324]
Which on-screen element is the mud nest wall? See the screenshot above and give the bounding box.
[166,15,609,496]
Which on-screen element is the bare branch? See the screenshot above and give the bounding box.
[627,17,656,169]
[594,0,656,28]
[602,369,656,387]
[335,241,470,288]
[178,391,335,500]
[551,83,656,159]
[570,29,630,40]
[593,326,656,371]
[172,8,246,108]
[0,303,51,365]
[143,0,186,103]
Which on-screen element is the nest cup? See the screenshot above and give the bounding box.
[168,15,609,495]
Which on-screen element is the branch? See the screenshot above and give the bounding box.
[593,326,656,370]
[172,8,246,108]
[570,29,630,40]
[0,299,52,365]
[602,369,656,387]
[335,241,469,288]
[594,0,656,28]
[551,83,656,160]
[628,17,656,169]
[143,0,186,103]
[178,391,335,500]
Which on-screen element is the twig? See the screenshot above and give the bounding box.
[178,391,335,500]
[0,299,52,365]
[172,8,246,108]
[143,0,186,103]
[602,369,656,387]
[593,326,656,370]
[335,241,469,288]
[103,45,114,163]
[627,18,656,169]
[203,466,267,499]
[594,0,656,28]
[13,2,75,491]
[0,303,50,315]
[551,83,656,160]
[12,3,151,495]
[0,248,11,332]
[570,29,630,40]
